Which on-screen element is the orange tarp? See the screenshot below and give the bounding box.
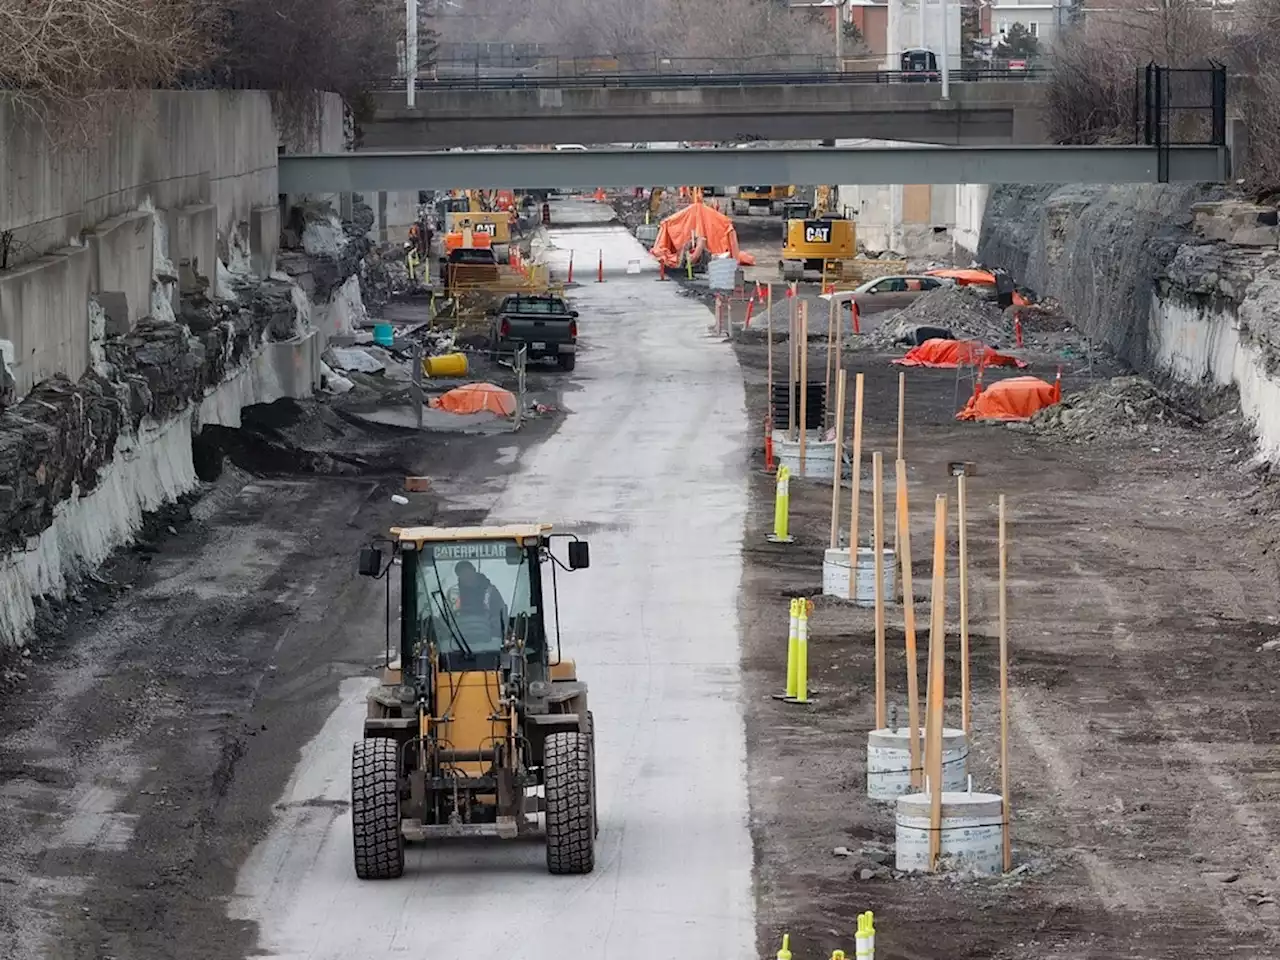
[892,339,1028,370]
[432,382,517,417]
[956,376,1062,422]
[650,201,756,268]
[928,268,996,284]
[927,268,1031,306]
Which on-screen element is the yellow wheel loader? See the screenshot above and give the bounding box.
[352,523,596,879]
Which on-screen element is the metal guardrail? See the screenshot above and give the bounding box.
[373,68,1047,93]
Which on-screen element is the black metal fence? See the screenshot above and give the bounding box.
[1138,62,1227,182]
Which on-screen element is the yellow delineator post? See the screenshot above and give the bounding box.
[767,465,795,543]
[785,598,813,704]
[856,911,876,960]
[774,598,802,701]
[777,934,793,960]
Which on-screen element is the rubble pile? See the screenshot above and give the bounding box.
[858,286,1014,350]
[1030,375,1201,442]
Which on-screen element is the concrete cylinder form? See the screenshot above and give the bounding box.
[823,547,895,605]
[773,432,837,480]
[894,787,1004,876]
[865,726,968,800]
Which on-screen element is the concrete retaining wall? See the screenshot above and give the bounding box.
[0,92,345,398]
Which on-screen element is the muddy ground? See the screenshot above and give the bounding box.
[735,328,1280,958]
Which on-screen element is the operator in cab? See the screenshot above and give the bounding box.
[452,560,509,639]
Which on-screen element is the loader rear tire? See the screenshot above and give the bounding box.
[352,738,404,880]
[544,730,595,875]
[585,711,599,838]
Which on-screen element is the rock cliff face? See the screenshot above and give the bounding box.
[0,194,376,648]
[979,184,1280,461]
[978,184,1226,365]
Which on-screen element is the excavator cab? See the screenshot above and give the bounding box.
[351,524,596,880]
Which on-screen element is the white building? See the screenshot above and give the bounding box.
[885,0,963,70]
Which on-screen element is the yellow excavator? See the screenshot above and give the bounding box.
[352,524,597,879]
[732,185,795,216]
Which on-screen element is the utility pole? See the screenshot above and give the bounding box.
[940,0,951,99]
[835,0,846,68]
[406,0,418,108]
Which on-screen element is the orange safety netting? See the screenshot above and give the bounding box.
[650,201,756,268]
[892,339,1028,370]
[956,376,1062,422]
[431,382,517,417]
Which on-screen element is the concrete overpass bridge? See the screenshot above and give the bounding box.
[362,71,1049,149]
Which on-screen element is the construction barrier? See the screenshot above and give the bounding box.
[773,913,875,959]
[783,599,803,701]
[767,465,794,543]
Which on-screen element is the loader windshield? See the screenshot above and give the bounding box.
[415,539,537,664]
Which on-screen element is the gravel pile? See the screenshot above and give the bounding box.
[860,286,1014,350]
[1031,375,1202,442]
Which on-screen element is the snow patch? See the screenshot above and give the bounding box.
[216,259,239,301]
[87,298,110,376]
[322,275,368,337]
[1152,295,1280,463]
[302,211,348,258]
[0,415,198,648]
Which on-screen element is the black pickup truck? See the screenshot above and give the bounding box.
[489,293,579,371]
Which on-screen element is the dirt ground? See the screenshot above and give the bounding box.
[734,330,1280,959]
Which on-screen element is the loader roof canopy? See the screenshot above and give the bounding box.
[393,523,552,546]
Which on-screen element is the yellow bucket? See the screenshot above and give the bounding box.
[423,352,469,378]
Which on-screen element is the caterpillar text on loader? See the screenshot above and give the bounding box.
[352,524,597,879]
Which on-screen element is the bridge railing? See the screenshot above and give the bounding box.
[375,65,1048,92]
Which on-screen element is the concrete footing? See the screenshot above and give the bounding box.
[894,787,1004,876]
[823,547,895,605]
[866,726,968,800]
[773,430,836,480]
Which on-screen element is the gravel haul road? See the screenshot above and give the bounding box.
[231,209,756,959]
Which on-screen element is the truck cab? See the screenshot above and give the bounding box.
[490,293,579,371]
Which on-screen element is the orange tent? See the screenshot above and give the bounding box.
[650,201,756,269]
[431,382,517,417]
[892,339,1028,370]
[956,376,1062,422]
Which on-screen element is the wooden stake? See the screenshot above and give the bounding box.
[895,458,921,788]
[873,450,886,730]
[845,373,865,598]
[825,296,836,431]
[798,303,809,476]
[892,371,906,601]
[927,493,947,871]
[958,473,971,736]
[897,370,906,459]
[787,295,796,441]
[766,283,774,427]
[999,493,1013,873]
[829,370,847,549]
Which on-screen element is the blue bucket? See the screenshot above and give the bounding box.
[373,323,394,347]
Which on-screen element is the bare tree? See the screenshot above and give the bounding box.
[213,0,401,98]
[0,0,214,100]
[1045,0,1226,145]
[437,0,832,69]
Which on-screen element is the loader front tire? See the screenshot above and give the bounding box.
[544,730,595,875]
[352,738,404,880]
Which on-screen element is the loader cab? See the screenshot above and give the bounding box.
[358,524,590,682]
